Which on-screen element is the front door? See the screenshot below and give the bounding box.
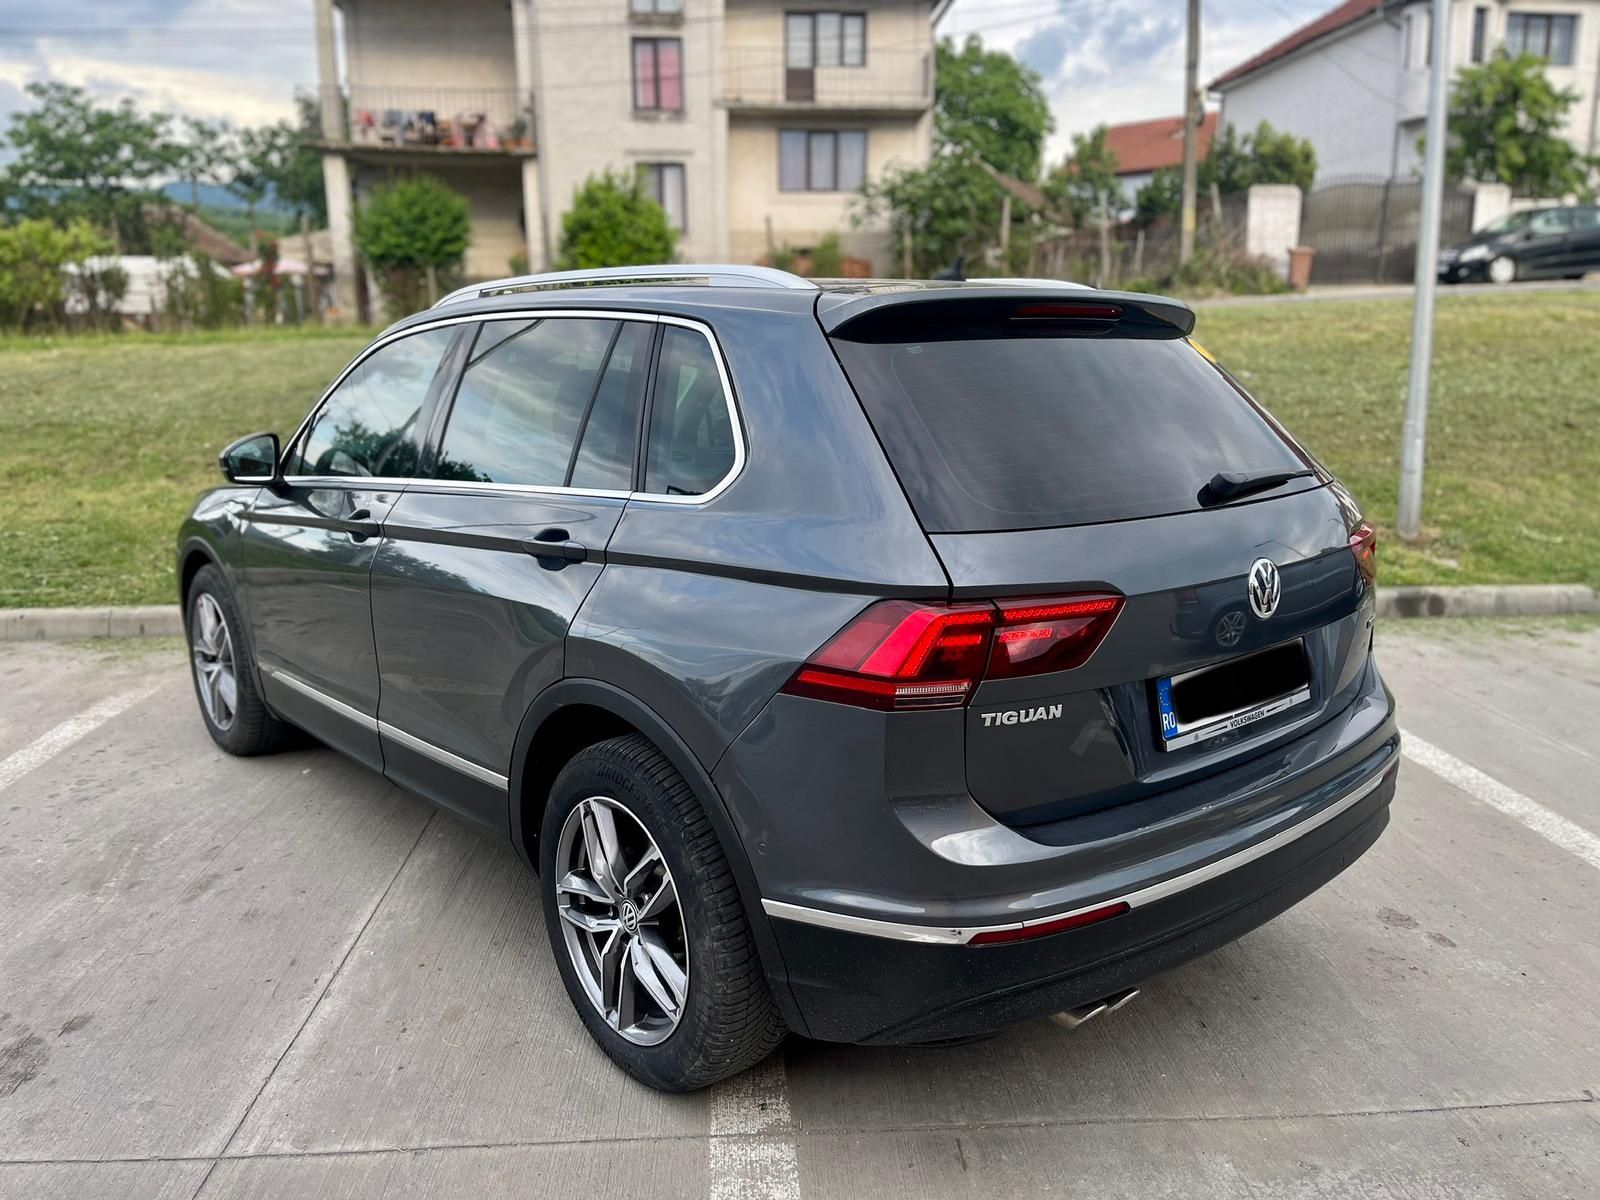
[1518,208,1573,278]
[371,315,654,833]
[241,324,461,769]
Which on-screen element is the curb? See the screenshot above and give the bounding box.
[2,586,1597,642]
[1,605,184,642]
[1375,584,1600,620]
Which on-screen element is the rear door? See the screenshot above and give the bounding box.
[1519,208,1573,277]
[1562,206,1600,274]
[242,324,460,770]
[826,296,1373,826]
[369,313,653,834]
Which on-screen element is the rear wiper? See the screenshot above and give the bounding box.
[1197,467,1316,507]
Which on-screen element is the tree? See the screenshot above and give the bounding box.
[2,83,176,251]
[1048,126,1121,284]
[354,175,471,315]
[1435,51,1597,198]
[556,169,676,270]
[1134,120,1315,225]
[857,35,1052,275]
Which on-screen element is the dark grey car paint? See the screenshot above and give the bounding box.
[179,280,1397,1045]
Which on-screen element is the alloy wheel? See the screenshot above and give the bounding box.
[1488,256,1516,285]
[191,593,238,731]
[555,795,689,1046]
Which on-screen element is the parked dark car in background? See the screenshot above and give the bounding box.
[1439,205,1600,284]
[177,265,1398,1092]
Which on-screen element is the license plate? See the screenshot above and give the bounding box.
[1155,640,1311,751]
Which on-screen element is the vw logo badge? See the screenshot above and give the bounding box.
[1248,558,1282,620]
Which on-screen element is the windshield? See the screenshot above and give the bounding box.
[830,333,1313,532]
[1479,211,1537,236]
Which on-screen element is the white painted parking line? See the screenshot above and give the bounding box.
[708,1054,801,1200]
[0,684,163,793]
[1403,730,1600,873]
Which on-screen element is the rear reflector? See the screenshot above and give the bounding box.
[966,901,1130,945]
[781,594,1124,711]
[1349,522,1377,586]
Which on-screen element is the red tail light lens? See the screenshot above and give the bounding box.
[781,594,1124,711]
[1349,522,1377,586]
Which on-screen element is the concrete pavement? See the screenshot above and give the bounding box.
[1,623,1597,1199]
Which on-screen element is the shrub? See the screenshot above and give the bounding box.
[557,169,676,270]
[354,175,471,316]
[0,218,111,329]
[1127,243,1289,299]
[809,232,845,277]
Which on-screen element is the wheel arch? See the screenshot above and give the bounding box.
[508,678,807,1033]
[177,537,222,613]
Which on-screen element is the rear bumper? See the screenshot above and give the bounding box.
[772,756,1394,1044]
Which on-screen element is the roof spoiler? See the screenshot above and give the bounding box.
[817,285,1196,341]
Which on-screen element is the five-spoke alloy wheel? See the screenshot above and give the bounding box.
[555,795,689,1045]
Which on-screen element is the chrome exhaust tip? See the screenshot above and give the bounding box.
[1049,987,1139,1030]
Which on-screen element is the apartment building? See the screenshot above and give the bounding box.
[312,0,945,314]
[1209,0,1600,182]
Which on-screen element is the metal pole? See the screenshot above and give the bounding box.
[1397,0,1451,541]
[1178,0,1201,264]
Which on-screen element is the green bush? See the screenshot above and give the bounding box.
[1126,244,1289,299]
[161,252,246,330]
[354,175,471,316]
[809,232,845,277]
[0,218,111,329]
[557,169,676,270]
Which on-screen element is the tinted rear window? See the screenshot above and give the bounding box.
[831,335,1309,531]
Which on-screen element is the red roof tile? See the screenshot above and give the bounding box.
[1104,112,1218,176]
[1209,0,1385,90]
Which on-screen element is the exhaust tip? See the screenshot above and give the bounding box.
[1049,987,1139,1030]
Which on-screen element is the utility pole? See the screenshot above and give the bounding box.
[1178,0,1201,264]
[1397,0,1452,541]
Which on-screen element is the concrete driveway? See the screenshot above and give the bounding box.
[2,620,1597,1199]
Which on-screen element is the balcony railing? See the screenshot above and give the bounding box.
[722,46,931,112]
[343,86,536,154]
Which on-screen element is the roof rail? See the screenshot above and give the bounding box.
[434,264,816,307]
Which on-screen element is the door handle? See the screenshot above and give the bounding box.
[344,507,382,542]
[522,527,588,564]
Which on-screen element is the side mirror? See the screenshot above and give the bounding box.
[219,431,283,487]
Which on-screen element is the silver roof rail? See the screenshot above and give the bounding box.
[434,264,816,307]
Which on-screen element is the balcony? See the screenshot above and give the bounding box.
[335,86,536,157]
[722,46,931,116]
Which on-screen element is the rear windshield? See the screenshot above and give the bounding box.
[830,334,1310,532]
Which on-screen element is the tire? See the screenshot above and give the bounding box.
[540,734,785,1091]
[186,564,295,756]
[1487,255,1518,285]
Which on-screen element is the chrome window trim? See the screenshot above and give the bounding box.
[260,667,509,790]
[761,760,1394,946]
[278,308,746,507]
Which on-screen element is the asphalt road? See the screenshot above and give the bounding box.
[2,620,1597,1200]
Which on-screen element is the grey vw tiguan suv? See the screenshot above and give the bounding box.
[179,265,1398,1092]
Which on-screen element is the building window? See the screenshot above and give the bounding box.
[631,0,682,12]
[1470,7,1489,62]
[1505,13,1577,65]
[779,129,867,191]
[633,38,684,111]
[785,11,866,68]
[639,162,687,231]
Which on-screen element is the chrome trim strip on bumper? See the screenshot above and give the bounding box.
[261,666,508,791]
[761,760,1395,946]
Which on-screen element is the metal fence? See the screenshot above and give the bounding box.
[1301,176,1475,285]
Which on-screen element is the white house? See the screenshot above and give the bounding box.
[313,0,947,317]
[1209,0,1600,182]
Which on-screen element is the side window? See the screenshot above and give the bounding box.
[643,325,736,497]
[1529,209,1570,236]
[288,326,454,478]
[570,322,653,490]
[433,317,633,487]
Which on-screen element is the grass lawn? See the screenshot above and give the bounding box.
[0,289,1596,608]
[1195,290,1600,590]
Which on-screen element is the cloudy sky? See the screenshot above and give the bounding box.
[0,0,1331,166]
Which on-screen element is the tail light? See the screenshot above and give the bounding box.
[1349,522,1377,586]
[781,594,1124,711]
